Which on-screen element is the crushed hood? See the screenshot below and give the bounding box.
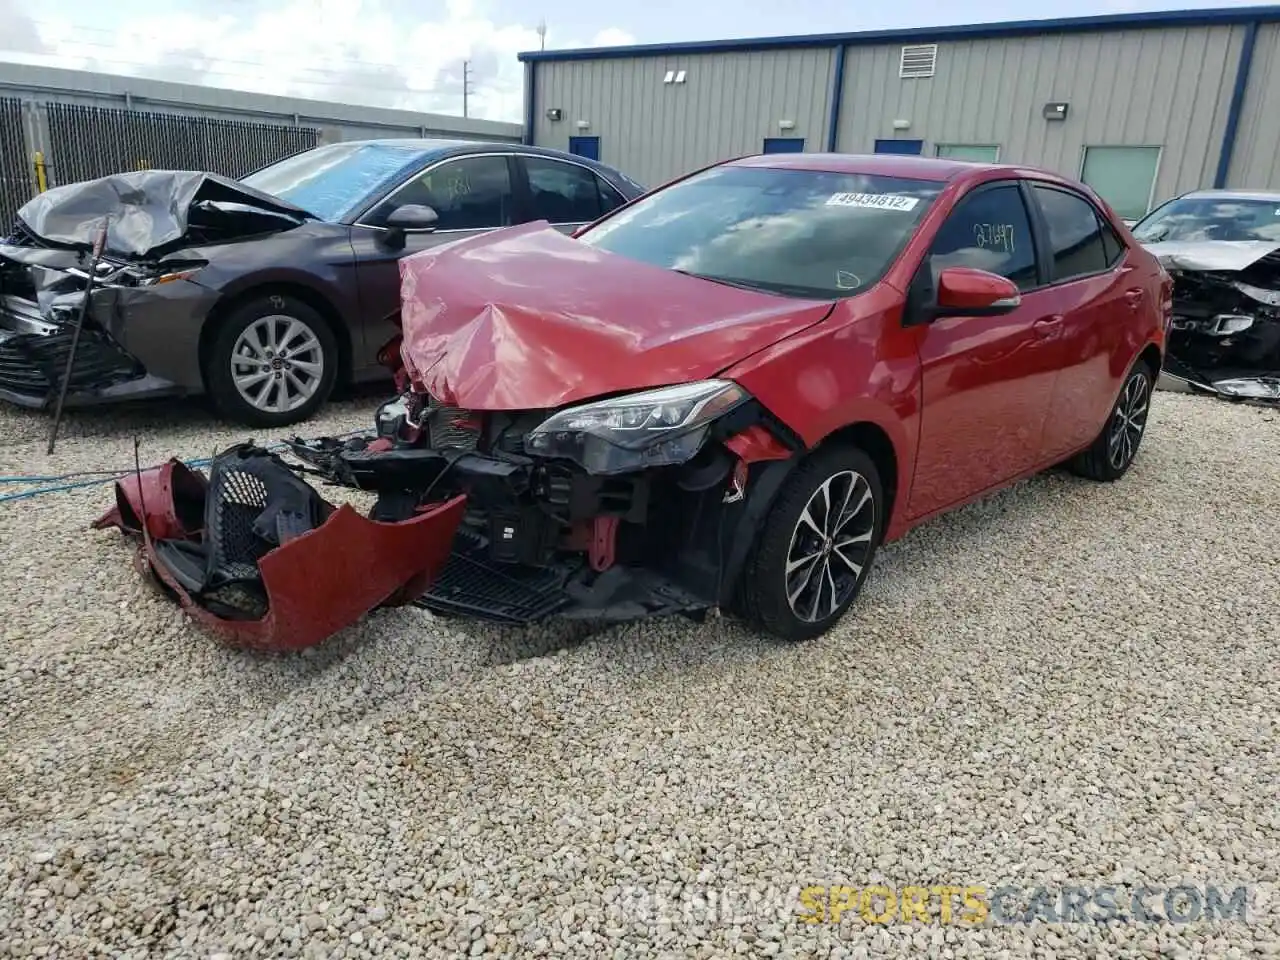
[14,170,314,259]
[397,222,836,410]
[1143,239,1280,273]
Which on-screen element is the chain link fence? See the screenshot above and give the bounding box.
[44,103,319,186]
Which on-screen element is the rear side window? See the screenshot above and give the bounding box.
[597,176,626,215]
[1032,185,1119,281]
[928,183,1039,291]
[525,157,611,224]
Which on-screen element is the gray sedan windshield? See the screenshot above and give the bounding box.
[241,142,435,222]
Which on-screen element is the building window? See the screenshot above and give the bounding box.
[1079,146,1161,222]
[935,144,1000,162]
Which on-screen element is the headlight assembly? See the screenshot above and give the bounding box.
[524,379,750,475]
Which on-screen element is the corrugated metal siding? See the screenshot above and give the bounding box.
[1228,23,1280,188]
[834,25,1245,207]
[0,98,29,229]
[44,104,318,186]
[534,50,835,187]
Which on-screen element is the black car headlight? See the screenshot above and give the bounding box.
[524,379,750,475]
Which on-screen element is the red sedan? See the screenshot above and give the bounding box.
[101,153,1172,649]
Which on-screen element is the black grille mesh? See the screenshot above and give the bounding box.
[209,468,270,584]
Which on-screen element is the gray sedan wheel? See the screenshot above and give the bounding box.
[205,294,339,428]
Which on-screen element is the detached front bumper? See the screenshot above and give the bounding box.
[94,443,467,652]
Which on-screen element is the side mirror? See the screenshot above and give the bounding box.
[933,266,1021,317]
[384,204,439,232]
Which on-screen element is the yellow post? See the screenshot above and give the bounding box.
[33,151,47,192]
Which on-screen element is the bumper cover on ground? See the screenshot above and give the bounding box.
[94,444,466,652]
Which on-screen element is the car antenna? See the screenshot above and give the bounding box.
[47,215,110,455]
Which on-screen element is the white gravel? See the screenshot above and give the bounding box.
[1,390,1277,959]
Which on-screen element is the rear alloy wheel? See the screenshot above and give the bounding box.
[205,294,338,428]
[739,445,884,642]
[1069,360,1154,482]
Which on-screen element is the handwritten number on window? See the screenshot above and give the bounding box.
[973,223,1015,254]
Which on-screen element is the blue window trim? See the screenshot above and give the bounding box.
[516,6,1280,61]
[826,45,846,153]
[1214,21,1260,188]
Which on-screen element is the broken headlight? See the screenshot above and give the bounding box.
[524,379,749,475]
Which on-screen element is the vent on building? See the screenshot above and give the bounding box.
[899,44,937,78]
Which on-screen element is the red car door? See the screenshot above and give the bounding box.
[906,180,1062,520]
[1026,183,1141,460]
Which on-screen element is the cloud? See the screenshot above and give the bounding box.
[0,0,636,123]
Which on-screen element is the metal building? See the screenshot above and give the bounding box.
[519,5,1280,221]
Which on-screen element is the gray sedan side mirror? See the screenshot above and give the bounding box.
[385,204,439,232]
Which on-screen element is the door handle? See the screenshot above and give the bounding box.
[1032,315,1063,339]
[1124,289,1145,309]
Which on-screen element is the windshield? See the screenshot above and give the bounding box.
[240,141,437,222]
[575,166,945,299]
[1132,195,1280,244]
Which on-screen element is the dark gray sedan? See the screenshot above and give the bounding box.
[0,140,646,426]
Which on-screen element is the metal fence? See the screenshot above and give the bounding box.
[0,97,30,232]
[44,103,319,187]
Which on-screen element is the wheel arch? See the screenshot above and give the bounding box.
[198,281,353,390]
[815,419,902,535]
[1137,341,1163,377]
[717,417,904,606]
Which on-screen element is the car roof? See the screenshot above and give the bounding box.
[330,138,631,177]
[726,152,1087,190]
[1175,188,1280,202]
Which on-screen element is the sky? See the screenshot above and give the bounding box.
[0,0,1266,124]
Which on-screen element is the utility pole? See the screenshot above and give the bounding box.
[462,60,473,118]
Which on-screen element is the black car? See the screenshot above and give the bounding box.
[0,140,646,426]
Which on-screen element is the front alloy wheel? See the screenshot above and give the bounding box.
[206,294,339,428]
[738,444,885,642]
[786,470,876,624]
[231,314,326,416]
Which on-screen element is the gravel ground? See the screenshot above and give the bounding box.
[1,390,1277,959]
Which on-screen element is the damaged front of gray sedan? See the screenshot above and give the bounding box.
[1133,189,1280,403]
[0,170,319,418]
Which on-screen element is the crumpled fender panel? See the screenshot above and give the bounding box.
[94,456,466,652]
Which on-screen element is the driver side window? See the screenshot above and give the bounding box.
[365,155,514,231]
[928,184,1039,291]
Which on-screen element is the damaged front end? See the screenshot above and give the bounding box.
[94,382,798,649]
[0,170,310,408]
[285,379,800,627]
[1153,243,1280,403]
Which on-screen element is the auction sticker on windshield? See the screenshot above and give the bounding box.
[825,193,920,211]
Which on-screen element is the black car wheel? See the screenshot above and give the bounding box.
[739,445,885,642]
[1068,359,1154,482]
[205,294,339,428]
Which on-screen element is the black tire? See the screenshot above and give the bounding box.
[204,294,339,428]
[1067,359,1155,482]
[737,444,886,642]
